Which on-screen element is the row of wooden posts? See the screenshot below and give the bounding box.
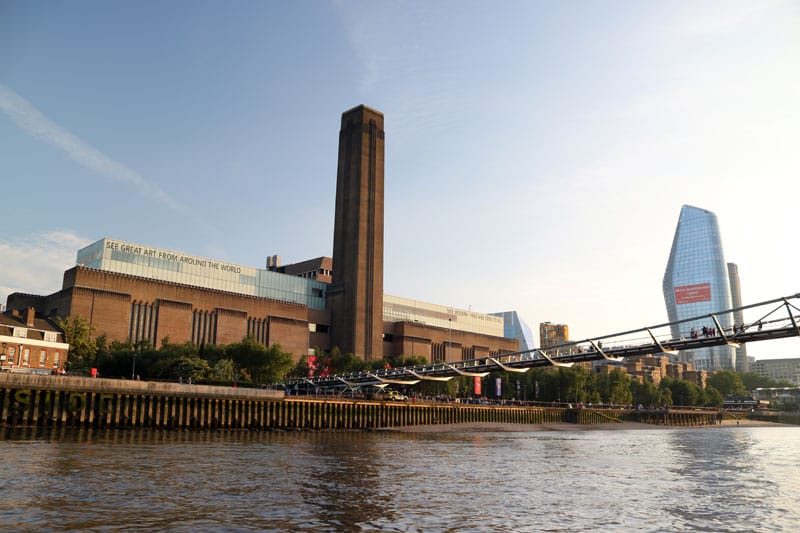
[0,385,722,430]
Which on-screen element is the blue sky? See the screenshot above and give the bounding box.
[1,1,798,359]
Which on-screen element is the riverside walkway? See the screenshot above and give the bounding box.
[0,373,726,431]
[2,294,798,431]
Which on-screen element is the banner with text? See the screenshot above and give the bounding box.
[675,283,712,304]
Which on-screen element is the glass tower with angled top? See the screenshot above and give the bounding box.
[662,205,735,370]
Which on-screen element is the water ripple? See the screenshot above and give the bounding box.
[0,427,798,531]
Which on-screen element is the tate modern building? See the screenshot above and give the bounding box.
[7,106,521,363]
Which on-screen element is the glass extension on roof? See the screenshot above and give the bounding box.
[76,238,326,310]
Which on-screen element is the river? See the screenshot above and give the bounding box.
[0,425,798,532]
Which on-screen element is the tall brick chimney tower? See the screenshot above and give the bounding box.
[328,105,384,361]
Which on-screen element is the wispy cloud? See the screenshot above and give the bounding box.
[0,231,90,309]
[676,0,785,34]
[0,83,185,213]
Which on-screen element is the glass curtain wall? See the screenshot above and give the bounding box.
[662,205,735,370]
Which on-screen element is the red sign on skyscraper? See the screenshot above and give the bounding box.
[675,283,712,304]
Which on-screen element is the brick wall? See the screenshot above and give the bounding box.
[268,316,310,362]
[215,307,247,345]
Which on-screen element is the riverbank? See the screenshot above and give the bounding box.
[388,418,787,433]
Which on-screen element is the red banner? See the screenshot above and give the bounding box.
[307,355,317,378]
[474,376,482,396]
[675,283,711,304]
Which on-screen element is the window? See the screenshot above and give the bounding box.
[39,350,47,366]
[13,327,27,338]
[54,352,61,366]
[22,348,30,366]
[44,331,57,342]
[7,347,15,364]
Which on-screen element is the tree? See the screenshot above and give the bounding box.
[56,316,97,374]
[707,370,746,397]
[606,369,632,406]
[327,347,366,374]
[253,343,293,384]
[657,381,673,407]
[701,385,724,407]
[663,377,699,406]
[226,337,294,385]
[631,380,659,408]
[740,372,793,390]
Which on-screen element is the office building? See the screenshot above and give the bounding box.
[727,262,749,373]
[751,358,800,386]
[491,311,534,353]
[662,205,735,371]
[540,322,569,348]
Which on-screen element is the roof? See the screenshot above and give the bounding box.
[0,311,64,343]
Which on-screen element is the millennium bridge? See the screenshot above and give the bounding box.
[0,294,798,431]
[285,293,800,392]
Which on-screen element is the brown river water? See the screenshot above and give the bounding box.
[0,425,798,532]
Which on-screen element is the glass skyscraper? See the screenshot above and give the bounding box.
[662,205,735,370]
[491,311,534,353]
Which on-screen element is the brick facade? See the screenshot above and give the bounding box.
[5,106,520,366]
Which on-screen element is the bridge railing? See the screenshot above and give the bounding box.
[285,293,800,390]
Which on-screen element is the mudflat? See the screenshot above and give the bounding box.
[385,418,785,433]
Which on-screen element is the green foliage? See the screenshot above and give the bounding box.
[631,380,659,408]
[252,344,293,385]
[211,358,236,381]
[89,334,294,384]
[707,370,746,397]
[740,372,793,390]
[606,369,633,405]
[56,315,97,374]
[327,347,367,374]
[701,385,724,407]
[288,354,311,379]
[657,383,673,407]
[661,376,700,407]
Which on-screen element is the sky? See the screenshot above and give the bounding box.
[1,1,799,360]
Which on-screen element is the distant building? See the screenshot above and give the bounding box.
[0,308,69,373]
[662,205,735,371]
[727,262,749,373]
[752,387,800,408]
[491,311,534,353]
[599,354,707,389]
[751,358,800,386]
[540,322,569,348]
